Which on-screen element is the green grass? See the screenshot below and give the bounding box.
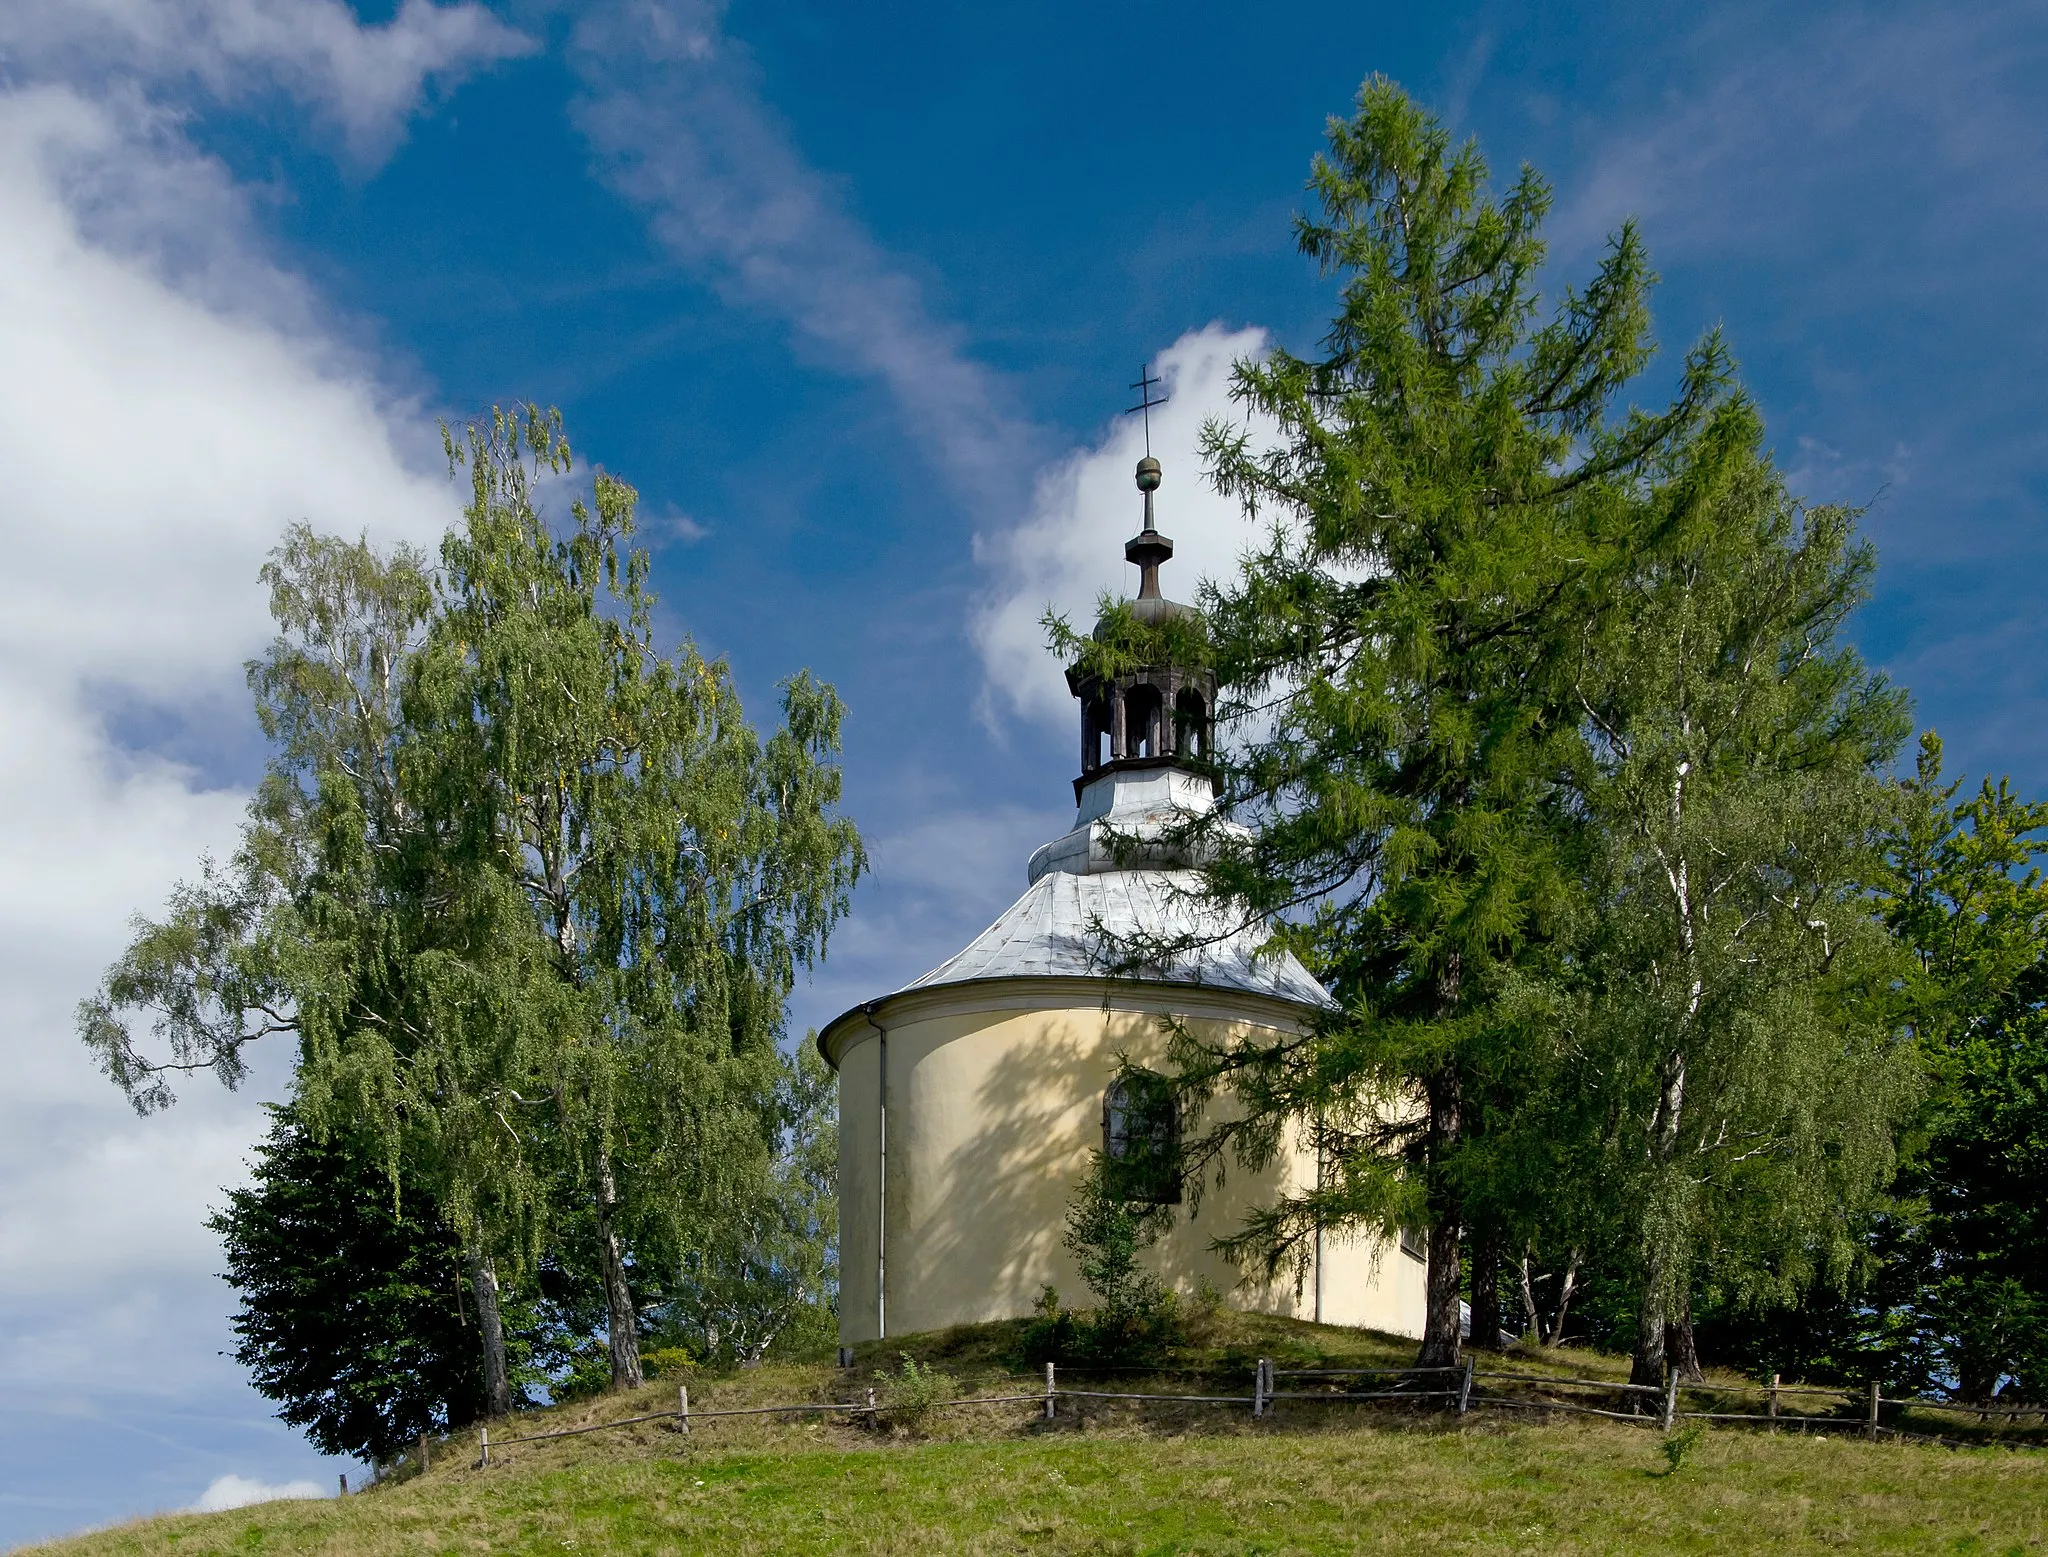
[24,1314,2047,1556]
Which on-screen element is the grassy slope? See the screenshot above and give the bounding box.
[26,1314,2047,1556]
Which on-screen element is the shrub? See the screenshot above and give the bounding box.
[876,1353,953,1434]
[1063,1156,1185,1364]
[1018,1284,1079,1365]
[639,1347,697,1380]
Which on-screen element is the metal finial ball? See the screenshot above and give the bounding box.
[1135,455,1162,492]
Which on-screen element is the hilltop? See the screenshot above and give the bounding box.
[22,1313,2047,1556]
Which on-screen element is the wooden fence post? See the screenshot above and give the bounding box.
[1458,1355,1474,1416]
[337,1474,348,1497]
[1044,1362,1056,1422]
[866,1387,877,1429]
[1769,1373,1780,1428]
[1253,1358,1268,1419]
[420,1432,430,1473]
[479,1425,490,1468]
[1661,1370,1678,1432]
[1868,1380,1881,1441]
[679,1385,690,1434]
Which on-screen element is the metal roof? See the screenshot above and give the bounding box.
[896,867,1332,1009]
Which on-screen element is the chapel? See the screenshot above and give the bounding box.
[816,446,1426,1345]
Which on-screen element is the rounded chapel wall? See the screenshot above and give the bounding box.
[834,994,1424,1344]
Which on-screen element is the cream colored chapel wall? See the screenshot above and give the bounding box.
[833,993,1425,1344]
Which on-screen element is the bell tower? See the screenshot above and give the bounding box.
[1066,448,1217,804]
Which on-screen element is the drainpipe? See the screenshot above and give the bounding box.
[1313,1110,1325,1324]
[862,1001,887,1341]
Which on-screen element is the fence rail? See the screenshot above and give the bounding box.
[460,1356,2048,1469]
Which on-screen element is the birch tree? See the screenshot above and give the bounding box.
[80,527,540,1414]
[1575,428,1918,1387]
[415,407,864,1390]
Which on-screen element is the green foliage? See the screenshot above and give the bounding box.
[1872,734,2048,1401]
[1043,596,1213,685]
[209,1104,550,1462]
[638,1347,698,1379]
[1057,1158,1184,1363]
[79,406,863,1410]
[1658,1420,1707,1475]
[1016,1284,1079,1365]
[656,1041,841,1366]
[874,1353,952,1433]
[1148,76,1732,1366]
[1571,433,1917,1384]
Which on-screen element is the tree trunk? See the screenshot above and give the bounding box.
[1414,1064,1465,1369]
[1417,1212,1464,1368]
[1546,1248,1582,1347]
[1666,1287,1704,1384]
[593,1145,644,1391]
[1469,1220,1504,1350]
[465,1246,513,1418]
[1630,1244,1671,1392]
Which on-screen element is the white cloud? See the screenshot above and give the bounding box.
[0,75,452,1415]
[188,1473,327,1513]
[567,0,1035,504]
[972,323,1274,727]
[0,0,535,165]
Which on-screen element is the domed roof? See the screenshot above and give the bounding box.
[896,866,1330,1010]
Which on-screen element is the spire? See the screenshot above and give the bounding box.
[1123,366,1176,611]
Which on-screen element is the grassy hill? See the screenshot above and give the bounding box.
[23,1313,2047,1555]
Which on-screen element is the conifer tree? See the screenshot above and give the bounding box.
[211,1104,551,1462]
[1877,734,2048,1400]
[1166,79,1730,1366]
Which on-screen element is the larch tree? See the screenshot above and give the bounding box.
[1160,78,1731,1367]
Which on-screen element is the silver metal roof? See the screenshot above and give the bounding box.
[897,866,1332,1009]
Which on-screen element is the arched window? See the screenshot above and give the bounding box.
[1123,685,1163,760]
[1174,687,1208,758]
[1102,1071,1180,1204]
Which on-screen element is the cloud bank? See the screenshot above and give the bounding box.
[0,57,459,1545]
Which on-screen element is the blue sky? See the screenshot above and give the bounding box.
[0,0,2042,1543]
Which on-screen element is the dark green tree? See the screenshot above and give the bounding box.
[211,1105,547,1463]
[1159,78,1730,1366]
[1878,733,2048,1401]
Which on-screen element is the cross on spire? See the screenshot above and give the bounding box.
[1125,366,1167,455]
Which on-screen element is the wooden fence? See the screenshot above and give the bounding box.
[457,1359,2048,1469]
